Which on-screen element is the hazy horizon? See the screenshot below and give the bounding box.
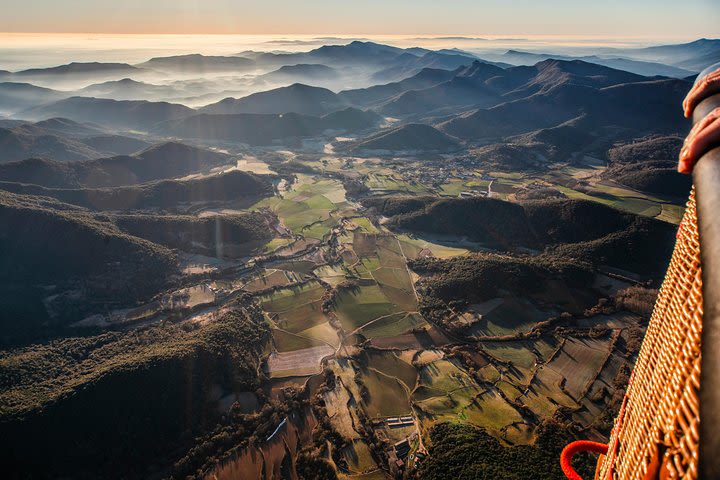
[2,0,718,37]
[0,32,716,71]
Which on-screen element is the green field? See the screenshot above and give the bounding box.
[341,233,418,313]
[545,337,612,399]
[552,180,683,224]
[343,439,380,474]
[297,321,341,348]
[416,386,481,423]
[334,284,400,331]
[271,260,318,274]
[242,269,300,292]
[269,301,327,333]
[263,237,294,253]
[417,359,475,394]
[349,217,380,233]
[313,263,349,286]
[259,281,325,312]
[272,328,326,352]
[461,389,525,432]
[519,366,578,416]
[657,203,685,224]
[259,282,328,333]
[480,341,538,367]
[359,312,426,338]
[360,368,411,418]
[365,350,418,390]
[396,234,469,259]
[476,364,502,383]
[372,267,412,290]
[262,177,349,239]
[467,297,550,337]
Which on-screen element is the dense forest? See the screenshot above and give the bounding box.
[0,301,269,479]
[0,142,232,189]
[410,252,595,325]
[0,169,275,211]
[416,422,595,480]
[114,212,274,257]
[367,195,676,278]
[0,190,179,340]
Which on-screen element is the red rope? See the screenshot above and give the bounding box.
[560,440,609,480]
[603,372,632,479]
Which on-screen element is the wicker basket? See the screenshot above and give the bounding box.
[595,189,702,479]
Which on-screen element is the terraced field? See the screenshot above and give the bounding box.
[215,158,657,476]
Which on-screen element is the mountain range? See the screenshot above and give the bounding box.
[500,50,695,78]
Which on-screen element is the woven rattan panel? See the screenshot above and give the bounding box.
[597,190,702,479]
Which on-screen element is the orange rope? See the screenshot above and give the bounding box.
[561,441,609,480]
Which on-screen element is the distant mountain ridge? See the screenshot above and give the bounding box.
[500,50,695,78]
[259,63,340,82]
[199,83,348,116]
[158,107,381,144]
[17,96,194,129]
[77,78,182,101]
[11,62,141,76]
[0,82,66,113]
[618,38,720,71]
[339,67,457,107]
[138,54,256,72]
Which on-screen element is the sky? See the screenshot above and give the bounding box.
[0,0,718,39]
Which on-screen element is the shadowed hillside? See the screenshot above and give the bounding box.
[0,306,269,479]
[0,190,178,337]
[156,108,381,144]
[365,195,675,276]
[345,123,460,153]
[114,212,273,257]
[0,169,275,210]
[0,141,232,188]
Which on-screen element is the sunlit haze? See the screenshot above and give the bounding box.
[1,0,718,37]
